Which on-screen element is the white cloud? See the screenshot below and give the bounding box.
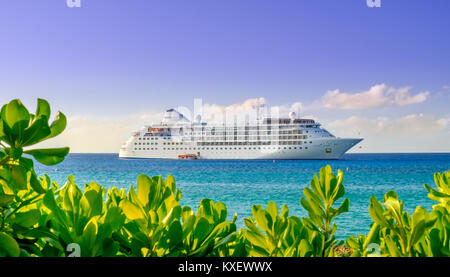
[321,84,429,110]
[200,97,303,123]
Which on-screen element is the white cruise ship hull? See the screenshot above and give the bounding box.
[119,138,362,160]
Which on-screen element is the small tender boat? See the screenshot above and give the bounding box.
[178,154,199,160]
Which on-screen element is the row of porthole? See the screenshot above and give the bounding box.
[138,137,158,140]
[133,146,309,151]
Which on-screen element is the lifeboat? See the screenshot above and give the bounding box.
[178,154,199,160]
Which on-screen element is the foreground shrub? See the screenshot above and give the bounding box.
[0,99,68,257]
[242,165,349,257]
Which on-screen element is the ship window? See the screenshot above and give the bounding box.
[305,147,308,149]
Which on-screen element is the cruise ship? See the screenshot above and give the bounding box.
[119,109,363,160]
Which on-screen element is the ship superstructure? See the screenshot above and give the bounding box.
[119,109,362,160]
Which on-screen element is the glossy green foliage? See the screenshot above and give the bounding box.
[0,99,68,257]
[300,165,349,256]
[242,202,327,257]
[419,170,450,256]
[117,174,239,257]
[242,166,350,257]
[425,170,450,207]
[356,190,440,257]
[39,176,125,257]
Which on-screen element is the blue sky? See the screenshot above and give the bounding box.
[1,0,449,152]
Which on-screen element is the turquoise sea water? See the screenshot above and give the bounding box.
[34,153,450,240]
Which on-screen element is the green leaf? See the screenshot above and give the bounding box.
[46,111,67,140]
[252,205,273,234]
[137,174,152,208]
[368,195,390,227]
[10,164,28,190]
[35,98,51,120]
[80,182,104,218]
[336,198,350,216]
[119,199,146,221]
[43,189,69,229]
[280,204,289,219]
[197,199,215,223]
[0,232,20,257]
[165,175,176,193]
[192,217,212,248]
[0,194,15,207]
[21,117,51,146]
[266,201,278,220]
[29,171,46,194]
[298,239,314,257]
[215,202,227,223]
[161,205,181,226]
[0,119,5,139]
[167,220,183,248]
[11,209,41,228]
[385,235,402,257]
[82,217,99,253]
[424,184,450,202]
[301,187,325,218]
[244,230,268,250]
[409,207,438,249]
[2,99,30,135]
[24,147,69,166]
